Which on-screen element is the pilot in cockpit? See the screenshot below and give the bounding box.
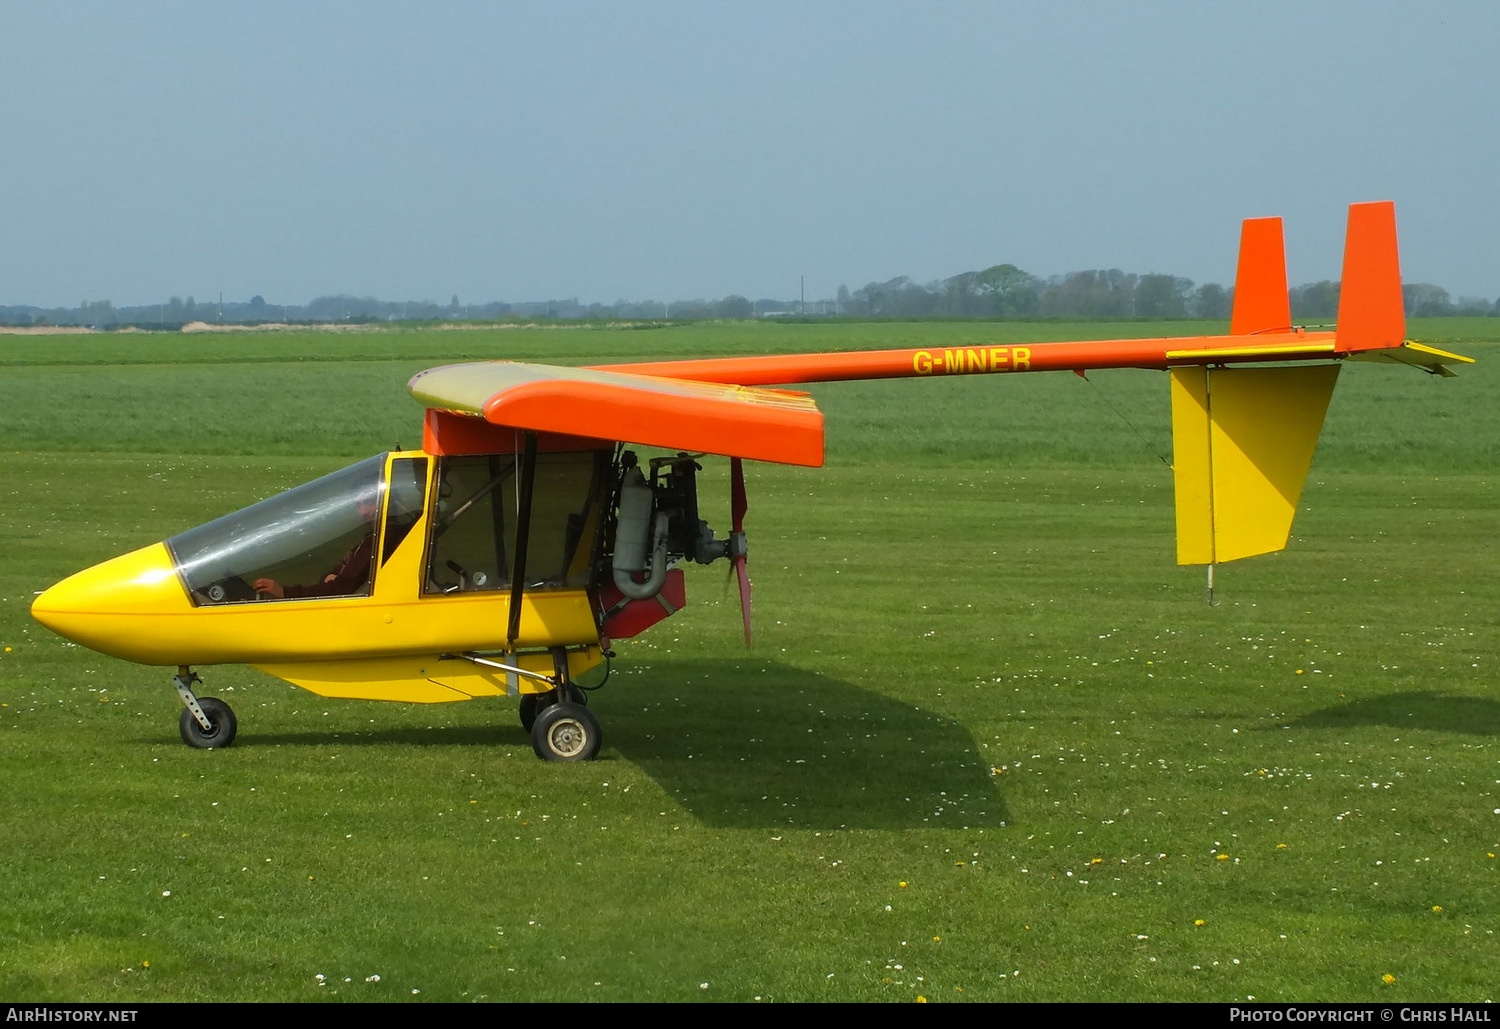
[253,496,379,599]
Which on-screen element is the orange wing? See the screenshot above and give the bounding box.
[408,361,824,466]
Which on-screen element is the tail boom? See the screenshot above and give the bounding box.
[589,328,1341,386]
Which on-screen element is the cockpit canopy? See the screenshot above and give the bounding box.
[168,454,424,605]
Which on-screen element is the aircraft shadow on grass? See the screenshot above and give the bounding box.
[598,659,1010,830]
[1280,690,1500,736]
[223,658,1009,831]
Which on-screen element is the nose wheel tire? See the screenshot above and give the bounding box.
[179,697,237,749]
[531,702,601,761]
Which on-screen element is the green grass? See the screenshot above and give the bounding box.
[1,320,1497,1002]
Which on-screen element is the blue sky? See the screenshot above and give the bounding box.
[3,0,1495,308]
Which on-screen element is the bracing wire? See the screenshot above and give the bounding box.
[1077,372,1171,467]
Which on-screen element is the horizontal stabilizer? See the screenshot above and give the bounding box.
[1172,364,1340,565]
[1347,340,1474,377]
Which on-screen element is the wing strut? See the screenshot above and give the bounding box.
[506,432,538,648]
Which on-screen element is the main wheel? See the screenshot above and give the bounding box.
[179,697,237,749]
[531,702,601,762]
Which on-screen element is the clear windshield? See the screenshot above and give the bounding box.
[169,455,386,605]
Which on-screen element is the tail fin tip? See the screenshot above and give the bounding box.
[1336,200,1405,352]
[1229,216,1291,336]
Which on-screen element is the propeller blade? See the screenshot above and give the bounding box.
[730,456,747,532]
[730,457,751,646]
[734,553,752,647]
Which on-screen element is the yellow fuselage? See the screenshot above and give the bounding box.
[32,450,606,703]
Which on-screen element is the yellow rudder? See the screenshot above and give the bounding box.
[1170,364,1340,565]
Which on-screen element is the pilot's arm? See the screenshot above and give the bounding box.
[254,534,375,600]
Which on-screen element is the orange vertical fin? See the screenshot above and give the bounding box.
[1335,201,1406,353]
[1229,216,1291,336]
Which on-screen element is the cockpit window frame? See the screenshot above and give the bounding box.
[422,449,607,598]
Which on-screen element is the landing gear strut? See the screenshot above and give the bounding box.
[447,650,604,762]
[173,667,238,749]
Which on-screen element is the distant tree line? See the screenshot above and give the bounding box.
[2,270,1494,329]
[835,267,1496,321]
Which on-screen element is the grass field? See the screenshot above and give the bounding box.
[1,319,1496,1003]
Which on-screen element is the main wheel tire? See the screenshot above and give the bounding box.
[531,702,601,762]
[179,697,237,749]
[518,692,555,732]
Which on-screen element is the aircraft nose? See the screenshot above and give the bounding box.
[32,543,194,663]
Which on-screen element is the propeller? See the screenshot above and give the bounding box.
[730,456,752,647]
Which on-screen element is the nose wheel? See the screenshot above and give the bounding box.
[173,667,238,749]
[179,697,237,748]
